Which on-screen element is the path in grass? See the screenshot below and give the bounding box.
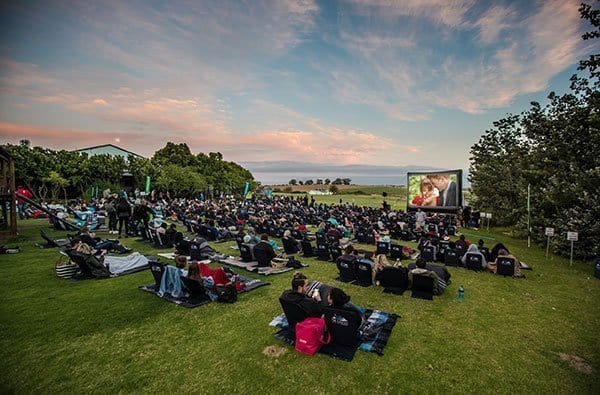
[0,220,598,394]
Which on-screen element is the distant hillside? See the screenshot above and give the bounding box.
[241,161,445,186]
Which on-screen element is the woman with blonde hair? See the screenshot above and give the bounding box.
[372,254,402,283]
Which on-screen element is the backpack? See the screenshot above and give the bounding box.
[294,317,330,355]
[216,284,237,303]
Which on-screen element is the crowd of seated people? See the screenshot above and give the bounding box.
[57,191,527,278]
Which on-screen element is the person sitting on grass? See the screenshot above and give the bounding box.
[455,234,469,255]
[253,233,277,266]
[174,255,189,276]
[408,257,446,295]
[461,244,487,269]
[282,230,301,254]
[327,287,366,324]
[280,271,322,318]
[486,248,523,277]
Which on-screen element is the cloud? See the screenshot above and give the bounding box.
[93,98,108,106]
[328,0,586,117]
[474,4,517,44]
[345,0,476,28]
[0,121,146,151]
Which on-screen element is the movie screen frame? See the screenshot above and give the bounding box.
[406,169,463,213]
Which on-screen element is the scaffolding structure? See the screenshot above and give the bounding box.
[0,147,17,238]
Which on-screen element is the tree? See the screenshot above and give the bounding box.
[128,155,159,191]
[329,185,339,194]
[44,171,68,202]
[342,178,351,185]
[305,179,314,185]
[155,165,206,196]
[316,179,323,185]
[152,142,196,167]
[298,180,304,185]
[469,2,600,259]
[289,179,297,186]
[324,178,331,185]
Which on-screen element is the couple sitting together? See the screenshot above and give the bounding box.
[280,271,366,324]
[172,255,245,297]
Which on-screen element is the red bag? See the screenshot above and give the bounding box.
[294,317,331,355]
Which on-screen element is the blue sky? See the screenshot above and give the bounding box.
[0,0,593,178]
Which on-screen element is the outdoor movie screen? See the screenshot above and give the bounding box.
[407,169,463,212]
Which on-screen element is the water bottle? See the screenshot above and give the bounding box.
[458,285,465,301]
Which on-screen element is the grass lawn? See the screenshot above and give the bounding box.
[1,219,598,394]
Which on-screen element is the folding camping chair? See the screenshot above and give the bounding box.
[329,245,342,262]
[376,241,390,256]
[279,297,309,333]
[465,253,484,272]
[497,257,516,277]
[411,274,434,300]
[354,259,374,287]
[316,243,331,261]
[301,240,315,257]
[336,256,357,282]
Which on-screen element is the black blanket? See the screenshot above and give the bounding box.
[139,274,269,308]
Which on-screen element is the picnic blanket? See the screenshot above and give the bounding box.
[138,272,269,308]
[270,308,398,360]
[216,256,307,276]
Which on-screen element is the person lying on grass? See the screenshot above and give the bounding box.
[71,235,132,257]
[185,259,245,298]
[77,226,132,254]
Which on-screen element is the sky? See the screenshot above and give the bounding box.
[0,0,594,184]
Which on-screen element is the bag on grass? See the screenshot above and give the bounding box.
[295,317,330,355]
[55,256,77,279]
[271,253,289,269]
[216,283,237,303]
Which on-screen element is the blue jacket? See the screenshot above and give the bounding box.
[158,266,184,298]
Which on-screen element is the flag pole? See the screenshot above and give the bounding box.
[527,183,531,248]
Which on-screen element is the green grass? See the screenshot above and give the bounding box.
[1,220,599,394]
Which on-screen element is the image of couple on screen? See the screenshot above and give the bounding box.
[411,174,457,207]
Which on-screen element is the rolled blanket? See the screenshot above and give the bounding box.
[104,252,149,275]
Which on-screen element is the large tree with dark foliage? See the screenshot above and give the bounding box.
[469,2,600,259]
